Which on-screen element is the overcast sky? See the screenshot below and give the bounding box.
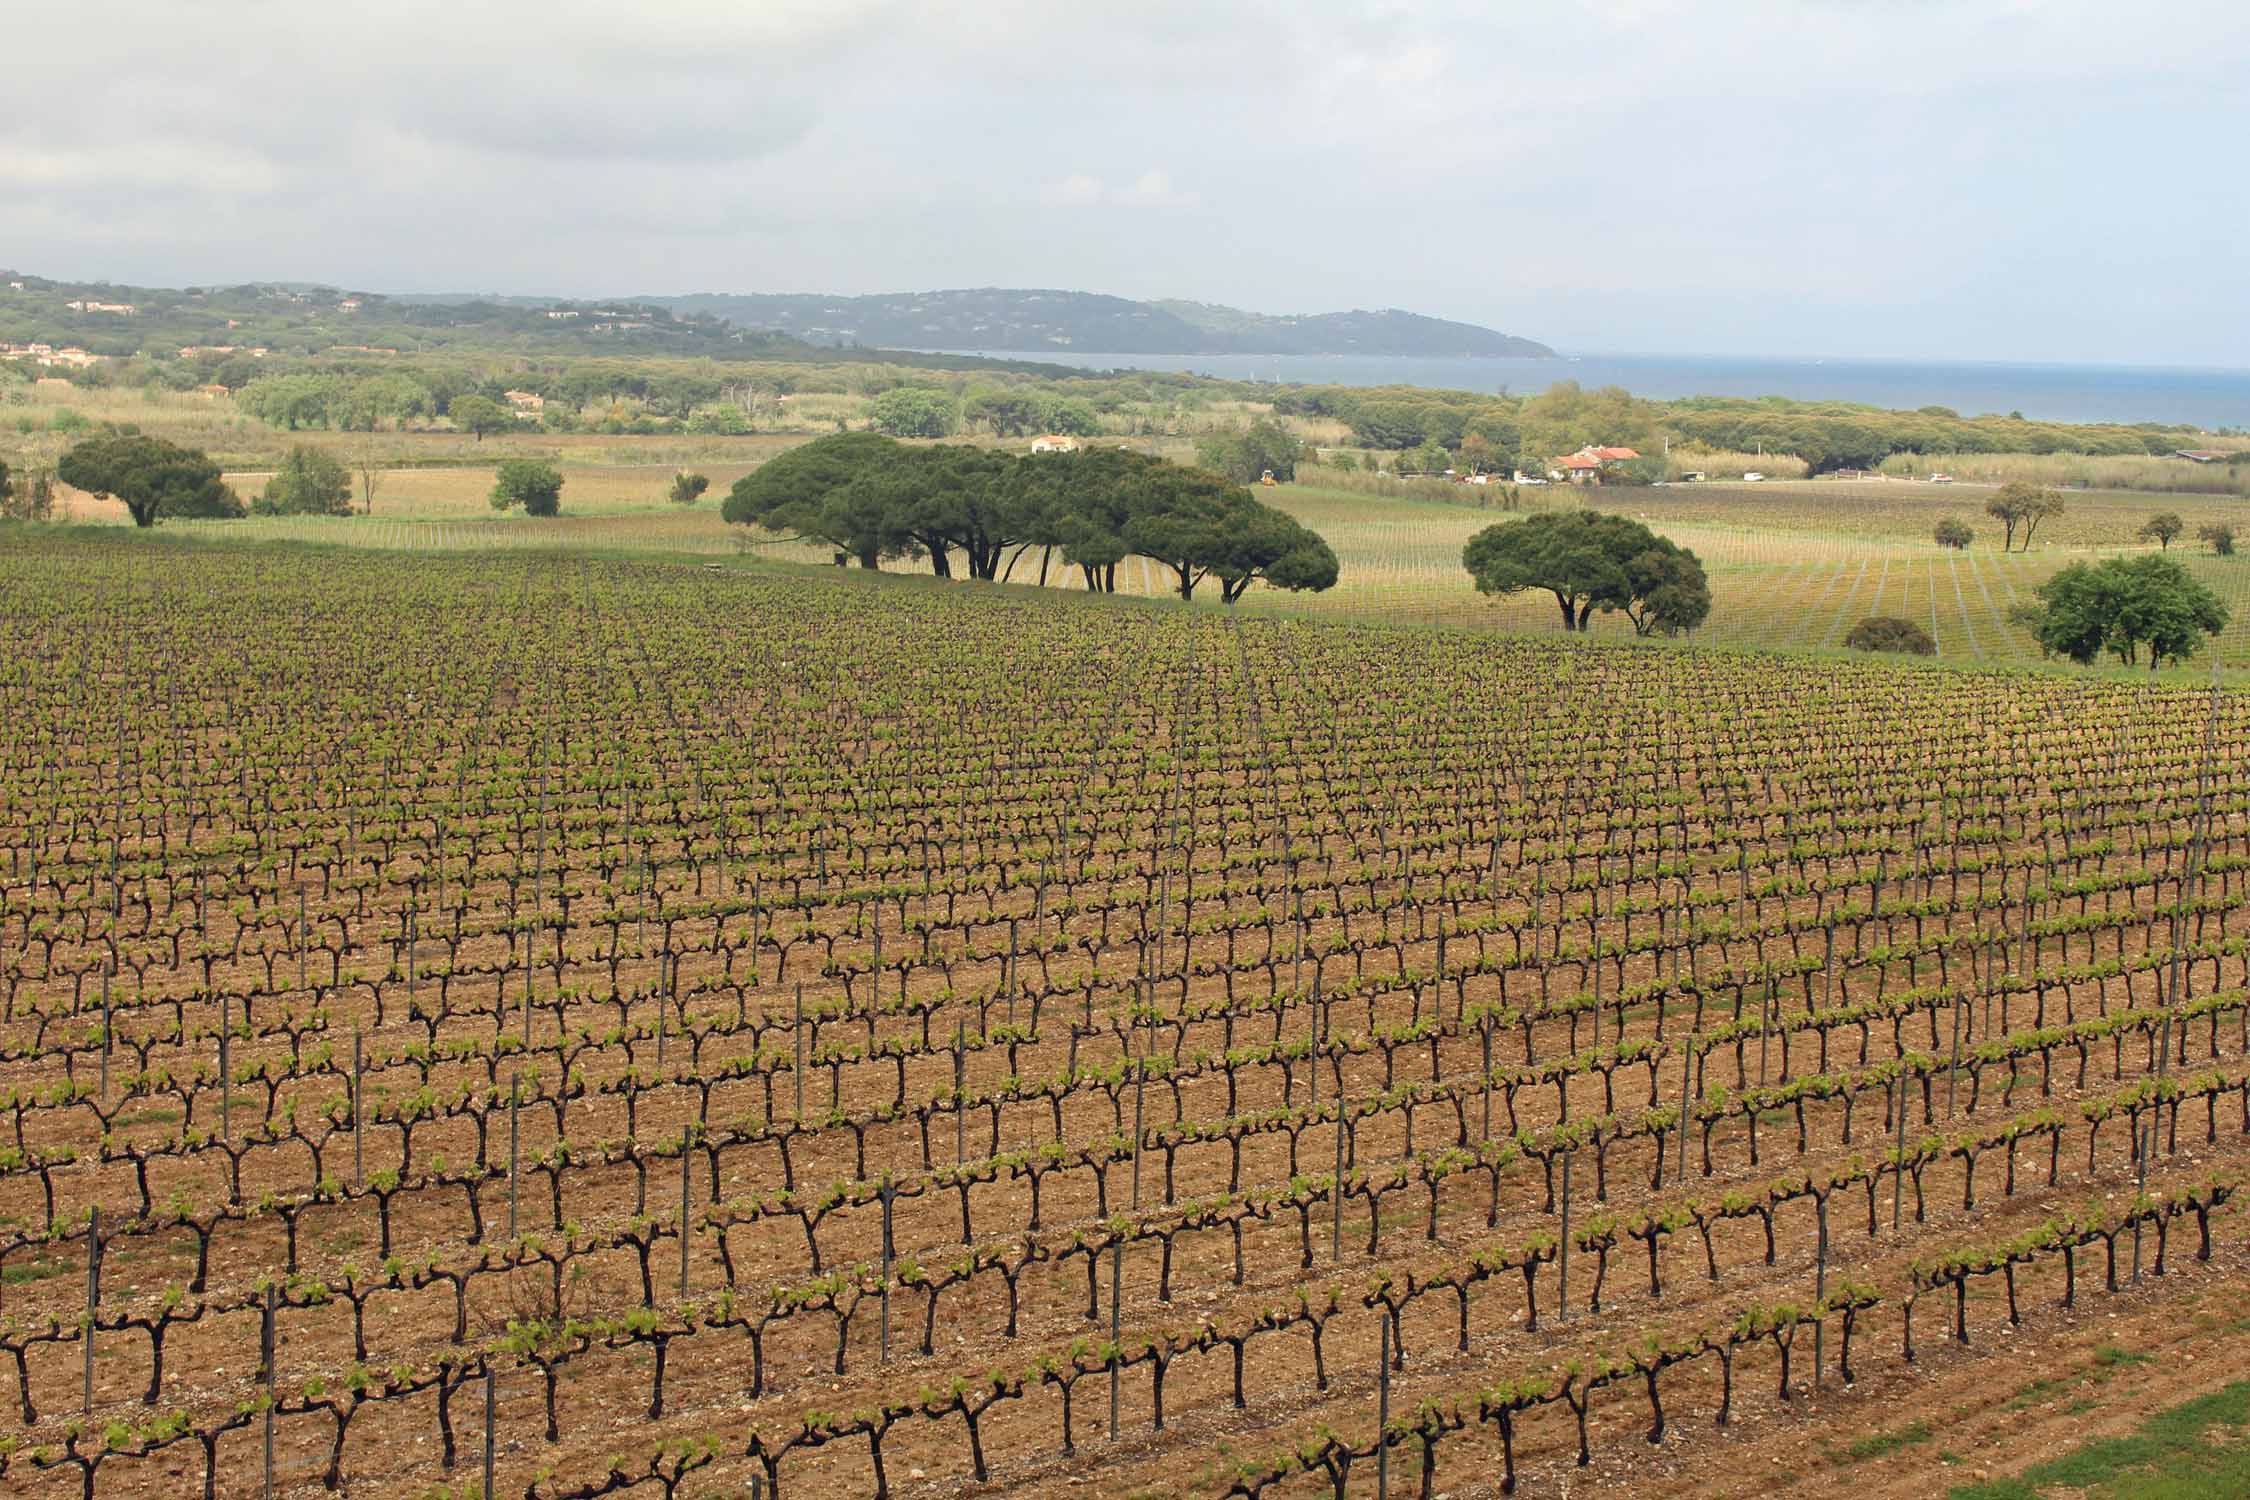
[6,0,2244,365]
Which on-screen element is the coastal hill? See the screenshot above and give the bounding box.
[2,271,1550,365]
[0,272,1080,375]
[648,288,1555,358]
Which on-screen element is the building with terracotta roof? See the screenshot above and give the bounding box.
[1550,445,1642,483]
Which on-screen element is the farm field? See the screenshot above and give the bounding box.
[0,531,2245,1499]
[120,467,2250,673]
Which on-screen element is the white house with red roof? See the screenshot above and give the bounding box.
[1549,444,1642,483]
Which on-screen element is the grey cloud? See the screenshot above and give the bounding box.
[2,0,2244,362]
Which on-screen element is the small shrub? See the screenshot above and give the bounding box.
[1845,616,1936,656]
[491,459,564,516]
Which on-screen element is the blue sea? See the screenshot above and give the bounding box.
[934,350,2250,431]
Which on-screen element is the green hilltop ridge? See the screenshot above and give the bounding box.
[2,272,1550,364]
[646,287,1555,358]
[0,272,1082,376]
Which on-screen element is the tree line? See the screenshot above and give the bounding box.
[1929,485,2243,560]
[723,435,1339,602]
[1275,379,2212,475]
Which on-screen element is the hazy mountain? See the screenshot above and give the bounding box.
[0,273,1083,374]
[646,288,1554,358]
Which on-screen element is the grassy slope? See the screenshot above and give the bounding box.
[1948,1379,2250,1499]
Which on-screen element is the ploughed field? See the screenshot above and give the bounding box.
[0,533,2245,1500]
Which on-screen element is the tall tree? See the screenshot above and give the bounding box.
[1121,467,1337,602]
[1985,480,2062,552]
[1620,543,1712,635]
[2014,553,2226,669]
[904,445,1032,580]
[354,452,385,515]
[1120,468,1257,601]
[1009,446,1166,591]
[56,430,244,527]
[449,394,510,441]
[1205,499,1339,603]
[1462,510,1704,633]
[723,433,912,568]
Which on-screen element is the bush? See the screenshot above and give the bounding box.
[1844,616,1936,656]
[867,387,958,438]
[1933,518,1972,549]
[490,459,564,516]
[1196,417,1303,484]
[254,446,354,516]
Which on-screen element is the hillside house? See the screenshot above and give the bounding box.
[504,390,546,412]
[1029,434,1082,454]
[1550,445,1641,484]
[65,300,135,315]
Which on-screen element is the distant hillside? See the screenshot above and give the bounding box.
[0,272,1083,375]
[0,273,808,362]
[647,288,1555,358]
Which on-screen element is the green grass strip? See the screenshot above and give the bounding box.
[1949,1379,2250,1499]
